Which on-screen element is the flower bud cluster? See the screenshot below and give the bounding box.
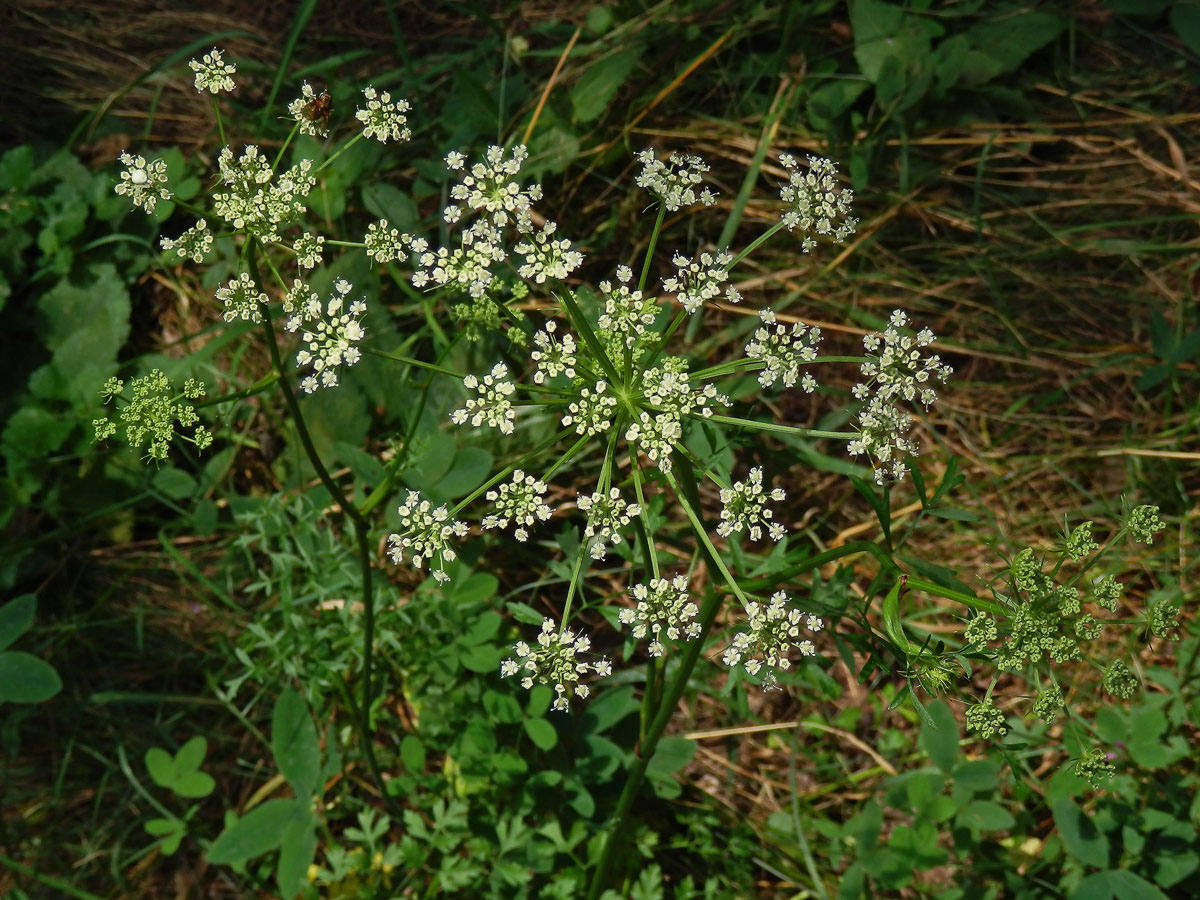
[93,370,211,461]
[212,145,315,243]
[482,470,552,542]
[597,266,658,348]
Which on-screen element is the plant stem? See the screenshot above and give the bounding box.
[638,203,667,293]
[247,241,394,813]
[702,413,854,441]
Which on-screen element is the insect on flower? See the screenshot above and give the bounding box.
[301,89,333,134]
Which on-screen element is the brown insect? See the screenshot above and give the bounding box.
[302,89,333,136]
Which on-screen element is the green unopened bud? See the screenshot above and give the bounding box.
[966,701,1007,738]
[1102,659,1138,699]
[1126,504,1162,544]
[1033,683,1063,722]
[1065,521,1098,561]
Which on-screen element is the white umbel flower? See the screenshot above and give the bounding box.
[356,86,412,142]
[288,279,367,393]
[115,152,172,214]
[531,321,577,385]
[483,470,553,541]
[578,487,641,560]
[597,266,658,348]
[635,149,717,211]
[717,467,786,543]
[451,363,517,435]
[515,221,583,284]
[215,273,267,324]
[848,310,953,485]
[745,309,821,391]
[160,219,211,263]
[444,144,543,228]
[500,617,612,711]
[188,48,236,94]
[662,249,740,315]
[618,575,701,657]
[387,491,469,584]
[722,591,822,689]
[562,381,617,436]
[778,154,858,251]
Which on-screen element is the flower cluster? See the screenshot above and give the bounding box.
[663,250,740,315]
[597,266,658,347]
[188,48,236,94]
[212,145,315,242]
[215,273,267,324]
[531,322,577,384]
[356,87,411,143]
[562,381,617,436]
[500,618,612,712]
[93,370,212,461]
[578,488,641,560]
[482,470,552,542]
[451,363,517,434]
[626,357,727,471]
[387,491,469,584]
[445,144,542,227]
[744,310,821,391]
[721,592,822,688]
[635,149,717,211]
[848,310,952,485]
[778,154,857,250]
[115,152,172,214]
[288,83,330,138]
[412,219,506,299]
[365,219,420,265]
[717,468,786,542]
[619,575,700,657]
[965,700,1007,738]
[160,219,212,263]
[515,221,583,284]
[293,232,325,269]
[1126,504,1163,544]
[285,279,367,393]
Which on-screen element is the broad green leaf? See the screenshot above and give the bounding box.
[0,652,62,703]
[206,798,301,865]
[175,735,208,773]
[400,734,426,774]
[571,48,642,123]
[459,610,502,646]
[430,447,492,500]
[173,770,216,799]
[276,812,318,900]
[580,685,637,733]
[645,737,695,781]
[952,759,999,793]
[919,699,959,773]
[506,601,545,626]
[152,467,196,500]
[145,747,177,789]
[962,12,1063,83]
[957,800,1014,831]
[1071,870,1168,900]
[523,717,558,751]
[361,182,420,233]
[145,817,186,855]
[458,643,503,673]
[0,595,35,652]
[272,687,321,799]
[1052,797,1109,868]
